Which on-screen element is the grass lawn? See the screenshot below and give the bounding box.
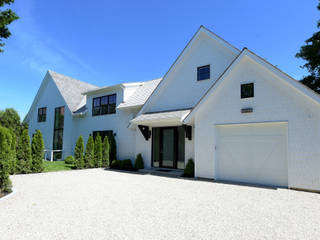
[43,161,73,172]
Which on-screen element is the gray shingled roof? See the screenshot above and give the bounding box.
[48,70,98,113]
[118,78,162,109]
[131,108,191,123]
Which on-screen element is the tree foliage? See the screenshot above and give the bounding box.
[0,0,19,52]
[74,136,84,169]
[134,153,144,170]
[94,134,102,168]
[31,130,44,173]
[16,128,32,174]
[84,135,94,168]
[296,1,320,93]
[109,134,117,162]
[0,108,21,135]
[0,126,12,192]
[102,136,110,168]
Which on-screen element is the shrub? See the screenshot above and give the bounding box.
[109,133,117,162]
[182,158,194,178]
[134,153,144,170]
[102,136,110,168]
[31,130,44,173]
[65,155,75,165]
[120,159,133,170]
[74,136,84,169]
[110,160,121,169]
[0,126,13,193]
[94,134,102,168]
[84,135,94,168]
[0,108,21,136]
[8,129,16,174]
[16,128,32,174]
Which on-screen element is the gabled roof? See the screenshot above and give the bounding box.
[24,70,98,122]
[134,25,240,118]
[118,78,162,109]
[183,48,320,123]
[49,70,98,112]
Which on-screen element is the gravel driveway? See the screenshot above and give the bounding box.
[0,169,319,240]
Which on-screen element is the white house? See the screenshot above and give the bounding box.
[24,26,320,192]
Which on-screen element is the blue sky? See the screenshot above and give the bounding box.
[0,0,319,119]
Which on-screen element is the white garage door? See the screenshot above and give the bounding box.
[216,122,288,187]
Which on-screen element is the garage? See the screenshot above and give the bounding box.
[215,122,288,187]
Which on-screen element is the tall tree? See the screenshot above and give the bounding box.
[296,1,320,93]
[94,134,102,168]
[84,135,94,168]
[0,126,12,192]
[16,128,32,174]
[74,135,84,169]
[31,130,44,173]
[102,136,110,168]
[0,0,19,52]
[0,108,21,136]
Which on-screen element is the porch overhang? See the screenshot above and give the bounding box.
[130,108,192,127]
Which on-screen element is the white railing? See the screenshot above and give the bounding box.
[44,149,63,162]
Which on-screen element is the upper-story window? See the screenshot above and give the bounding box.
[37,107,47,122]
[241,83,254,99]
[197,65,210,81]
[92,94,117,116]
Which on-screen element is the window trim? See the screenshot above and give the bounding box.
[241,83,254,99]
[92,94,117,116]
[37,107,47,122]
[197,65,210,81]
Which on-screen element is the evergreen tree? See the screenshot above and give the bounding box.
[84,135,94,168]
[296,1,320,93]
[74,135,84,169]
[0,108,21,136]
[94,134,102,167]
[31,130,44,173]
[8,129,16,174]
[0,126,12,192]
[109,133,117,162]
[102,136,110,168]
[16,128,32,174]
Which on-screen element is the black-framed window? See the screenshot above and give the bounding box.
[37,107,47,122]
[241,83,254,99]
[53,106,64,160]
[92,94,116,116]
[197,65,210,81]
[93,130,113,141]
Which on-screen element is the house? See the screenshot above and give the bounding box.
[24,26,320,192]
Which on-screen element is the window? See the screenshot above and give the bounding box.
[37,107,47,122]
[92,94,117,116]
[53,106,64,160]
[241,83,254,98]
[93,130,113,141]
[197,65,210,81]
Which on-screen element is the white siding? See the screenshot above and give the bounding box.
[194,57,320,191]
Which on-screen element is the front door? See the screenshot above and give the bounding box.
[152,126,185,169]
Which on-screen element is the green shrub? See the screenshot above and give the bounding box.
[0,126,13,193]
[8,129,16,174]
[94,134,102,167]
[110,160,121,169]
[65,155,75,165]
[84,135,94,168]
[16,128,32,174]
[120,159,133,170]
[182,158,194,178]
[134,153,144,170]
[74,136,84,169]
[31,130,44,173]
[109,133,117,162]
[102,136,110,168]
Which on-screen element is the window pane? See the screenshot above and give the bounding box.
[241,83,254,98]
[197,65,210,80]
[101,96,108,105]
[177,126,185,170]
[152,128,160,167]
[109,94,116,104]
[101,105,108,115]
[93,107,100,116]
[93,98,101,107]
[108,103,116,114]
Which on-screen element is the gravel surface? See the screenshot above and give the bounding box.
[0,169,319,240]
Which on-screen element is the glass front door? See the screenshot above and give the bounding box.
[162,128,175,168]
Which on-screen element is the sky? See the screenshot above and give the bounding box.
[0,0,319,119]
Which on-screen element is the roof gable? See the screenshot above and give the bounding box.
[184,48,320,123]
[134,26,240,117]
